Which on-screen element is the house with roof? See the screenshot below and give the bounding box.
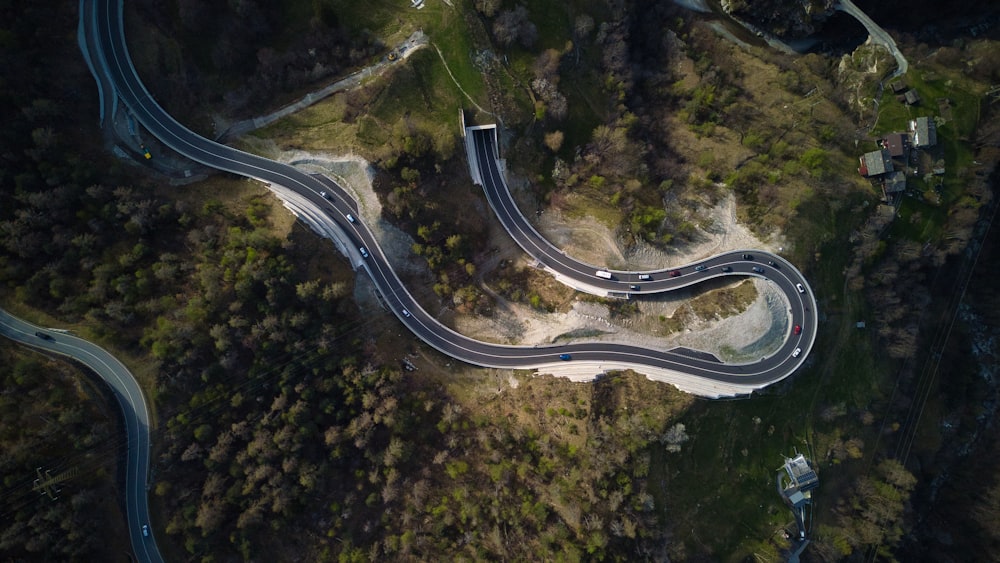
[883,170,907,197]
[881,133,906,158]
[910,116,937,148]
[784,454,819,493]
[859,148,893,177]
[777,453,819,543]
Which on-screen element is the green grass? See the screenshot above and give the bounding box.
[649,296,888,558]
[559,192,623,228]
[873,64,985,247]
[322,0,488,108]
[643,154,892,556]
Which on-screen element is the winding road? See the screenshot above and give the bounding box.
[0,309,162,563]
[67,0,816,560]
[86,0,816,392]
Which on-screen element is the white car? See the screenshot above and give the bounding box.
[346,214,356,223]
[142,524,149,537]
[402,309,411,318]
[359,247,369,258]
[796,283,805,294]
[792,348,802,358]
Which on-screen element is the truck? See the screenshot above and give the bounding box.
[595,270,613,280]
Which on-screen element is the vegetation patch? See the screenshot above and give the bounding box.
[486,260,577,313]
[0,344,126,561]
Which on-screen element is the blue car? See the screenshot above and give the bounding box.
[559,354,572,361]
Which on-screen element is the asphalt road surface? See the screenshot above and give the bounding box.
[86,0,817,382]
[76,1,819,558]
[0,309,162,563]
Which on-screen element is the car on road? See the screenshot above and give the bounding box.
[670,270,681,277]
[35,331,53,340]
[629,284,639,290]
[742,253,753,260]
[142,524,149,537]
[346,213,356,223]
[792,348,802,358]
[767,260,778,267]
[140,144,152,160]
[794,325,801,335]
[721,266,732,272]
[695,265,707,271]
[796,283,805,294]
[751,266,764,274]
[559,354,572,361]
[402,309,411,318]
[359,247,369,258]
[638,274,651,280]
[320,191,331,200]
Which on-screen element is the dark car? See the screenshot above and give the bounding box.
[767,260,778,267]
[742,253,753,260]
[751,266,764,274]
[695,265,707,271]
[794,325,802,335]
[670,270,681,277]
[721,266,732,272]
[559,354,572,361]
[35,331,53,340]
[629,284,640,290]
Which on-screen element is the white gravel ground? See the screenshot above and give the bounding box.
[257,148,789,393]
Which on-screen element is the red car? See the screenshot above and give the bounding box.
[793,325,802,335]
[670,270,681,277]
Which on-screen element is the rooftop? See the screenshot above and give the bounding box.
[784,454,819,492]
[885,170,907,193]
[860,149,894,177]
[883,133,906,157]
[910,116,937,148]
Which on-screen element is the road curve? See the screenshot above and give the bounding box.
[836,0,908,78]
[0,309,163,563]
[87,1,816,391]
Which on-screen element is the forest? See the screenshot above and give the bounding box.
[2,0,1000,560]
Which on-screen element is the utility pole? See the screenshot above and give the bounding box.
[32,466,79,501]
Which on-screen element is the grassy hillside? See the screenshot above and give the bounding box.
[3,0,1000,560]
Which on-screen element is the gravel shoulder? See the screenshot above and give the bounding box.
[257,146,789,363]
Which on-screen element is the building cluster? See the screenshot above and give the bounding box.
[857,115,938,200]
[777,453,819,542]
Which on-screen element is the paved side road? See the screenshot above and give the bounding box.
[87,0,817,397]
[0,309,163,563]
[217,31,429,141]
[837,0,908,78]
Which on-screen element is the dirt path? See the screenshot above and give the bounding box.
[217,31,429,141]
[256,144,788,362]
